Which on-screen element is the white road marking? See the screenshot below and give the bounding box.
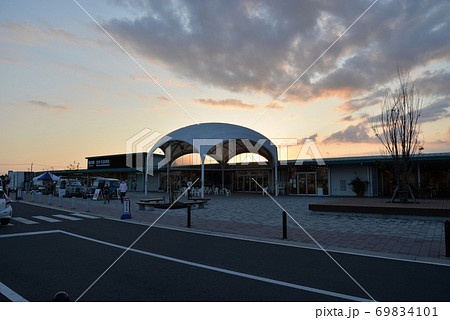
[58,231,371,302]
[0,281,28,302]
[33,216,61,223]
[0,229,370,301]
[12,217,39,225]
[0,230,60,238]
[71,213,100,219]
[52,214,82,221]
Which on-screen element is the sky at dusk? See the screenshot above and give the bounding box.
[1,0,449,174]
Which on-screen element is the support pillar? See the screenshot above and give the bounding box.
[167,165,169,193]
[221,167,225,190]
[144,158,148,196]
[275,162,278,196]
[201,160,205,198]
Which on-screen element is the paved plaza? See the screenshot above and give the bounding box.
[17,192,449,261]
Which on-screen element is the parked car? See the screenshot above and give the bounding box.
[0,188,12,226]
[84,178,120,199]
[56,179,84,197]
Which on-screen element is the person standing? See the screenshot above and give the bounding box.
[103,184,110,204]
[119,180,127,204]
[186,179,193,199]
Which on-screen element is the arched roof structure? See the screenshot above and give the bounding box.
[145,123,279,196]
[147,122,277,165]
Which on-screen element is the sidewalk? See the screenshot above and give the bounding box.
[16,192,449,262]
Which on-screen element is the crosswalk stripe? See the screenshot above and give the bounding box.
[12,217,39,225]
[52,214,82,221]
[71,213,100,219]
[33,216,61,223]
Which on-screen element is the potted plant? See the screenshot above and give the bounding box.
[349,177,367,197]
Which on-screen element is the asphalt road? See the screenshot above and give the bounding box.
[1,201,449,302]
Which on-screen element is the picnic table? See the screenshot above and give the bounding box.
[136,198,165,210]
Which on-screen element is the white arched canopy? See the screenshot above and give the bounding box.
[145,122,279,197]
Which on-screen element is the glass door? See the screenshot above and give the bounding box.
[307,172,316,195]
[297,172,316,195]
[298,173,307,194]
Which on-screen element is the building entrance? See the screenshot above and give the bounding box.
[297,172,317,195]
[235,171,269,192]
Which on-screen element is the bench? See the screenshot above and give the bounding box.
[136,198,164,211]
[139,198,164,203]
[188,197,210,209]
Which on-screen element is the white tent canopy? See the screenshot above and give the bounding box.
[145,122,278,197]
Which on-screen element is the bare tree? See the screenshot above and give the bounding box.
[371,67,423,203]
[67,161,80,171]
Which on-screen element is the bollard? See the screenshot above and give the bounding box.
[86,198,90,212]
[39,193,42,203]
[187,205,191,228]
[48,195,53,205]
[53,291,69,302]
[445,220,450,258]
[31,193,35,202]
[58,196,63,207]
[71,196,76,209]
[282,211,287,239]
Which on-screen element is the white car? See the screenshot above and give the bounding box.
[0,189,12,225]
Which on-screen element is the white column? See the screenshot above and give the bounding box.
[201,159,205,198]
[144,157,148,196]
[167,164,169,192]
[144,170,148,196]
[275,162,278,196]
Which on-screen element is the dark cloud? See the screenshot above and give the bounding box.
[107,1,449,93]
[416,70,450,97]
[307,133,318,141]
[336,89,385,112]
[27,100,70,111]
[340,115,354,122]
[195,98,256,109]
[107,0,450,120]
[157,96,170,102]
[322,122,377,144]
[419,99,450,123]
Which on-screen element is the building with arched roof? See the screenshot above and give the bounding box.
[60,123,450,199]
[145,123,279,197]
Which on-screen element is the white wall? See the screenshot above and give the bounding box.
[8,171,25,189]
[330,165,372,197]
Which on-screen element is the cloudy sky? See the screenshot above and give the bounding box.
[1,0,449,173]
